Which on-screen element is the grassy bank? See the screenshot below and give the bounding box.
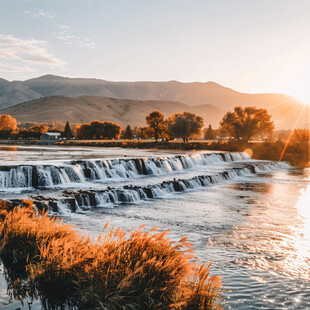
[251,141,309,167]
[0,200,223,309]
[58,139,309,167]
[57,139,243,151]
[1,138,307,167]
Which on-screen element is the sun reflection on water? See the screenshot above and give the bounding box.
[209,169,310,280]
[295,169,310,263]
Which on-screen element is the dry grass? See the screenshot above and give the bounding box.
[0,200,224,309]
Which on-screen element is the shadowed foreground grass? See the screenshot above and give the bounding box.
[0,200,223,309]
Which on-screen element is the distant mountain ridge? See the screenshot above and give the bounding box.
[0,74,307,129]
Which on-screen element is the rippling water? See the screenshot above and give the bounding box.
[0,145,309,309]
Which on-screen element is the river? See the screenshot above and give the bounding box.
[0,145,309,309]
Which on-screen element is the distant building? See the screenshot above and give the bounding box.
[40,132,61,144]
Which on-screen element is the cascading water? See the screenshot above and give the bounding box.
[0,149,290,215]
[0,151,251,189]
[28,161,289,214]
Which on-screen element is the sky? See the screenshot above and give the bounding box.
[1,0,310,101]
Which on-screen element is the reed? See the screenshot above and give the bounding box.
[0,201,223,309]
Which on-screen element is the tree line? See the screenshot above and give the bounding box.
[0,107,309,146]
[133,106,275,143]
[0,117,75,140]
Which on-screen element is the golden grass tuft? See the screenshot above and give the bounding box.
[0,201,224,309]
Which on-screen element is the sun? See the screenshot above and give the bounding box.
[292,89,310,106]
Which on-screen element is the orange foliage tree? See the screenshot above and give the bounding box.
[290,129,310,144]
[220,106,274,143]
[0,114,17,131]
[29,124,49,134]
[76,120,121,139]
[146,111,165,142]
[0,114,18,138]
[167,112,204,142]
[132,126,153,139]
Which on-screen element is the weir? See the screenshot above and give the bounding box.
[0,151,290,214]
[0,152,250,189]
[24,161,289,214]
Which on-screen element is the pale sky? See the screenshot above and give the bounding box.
[1,0,310,101]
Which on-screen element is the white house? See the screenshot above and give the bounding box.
[40,132,62,144]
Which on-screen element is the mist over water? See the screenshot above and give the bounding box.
[0,145,309,309]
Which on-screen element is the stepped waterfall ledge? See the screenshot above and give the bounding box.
[0,151,250,189]
[0,149,290,214]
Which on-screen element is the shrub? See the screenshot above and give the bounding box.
[0,202,223,309]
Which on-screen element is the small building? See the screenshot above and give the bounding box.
[40,132,61,144]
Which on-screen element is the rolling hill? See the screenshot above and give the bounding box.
[0,96,225,128]
[0,74,308,129]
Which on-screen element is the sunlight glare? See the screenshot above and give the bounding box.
[295,169,310,258]
[293,90,310,106]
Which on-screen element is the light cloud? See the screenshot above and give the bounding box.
[0,61,35,73]
[24,9,55,19]
[0,34,65,75]
[59,25,72,31]
[55,24,96,49]
[0,34,65,65]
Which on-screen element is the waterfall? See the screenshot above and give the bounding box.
[0,151,251,189]
[22,160,290,214]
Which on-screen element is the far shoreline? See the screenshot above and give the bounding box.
[0,139,308,167]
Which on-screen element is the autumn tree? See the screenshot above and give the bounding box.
[220,106,274,143]
[0,114,18,138]
[146,111,164,142]
[0,114,17,131]
[64,121,72,139]
[50,121,65,131]
[158,120,173,142]
[18,122,38,130]
[132,127,153,139]
[290,129,310,144]
[204,124,215,140]
[29,124,49,134]
[75,121,121,140]
[124,125,133,140]
[28,124,50,139]
[167,112,204,142]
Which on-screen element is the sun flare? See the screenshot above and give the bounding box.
[292,91,310,106]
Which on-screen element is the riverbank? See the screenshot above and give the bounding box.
[58,140,310,167]
[0,139,308,166]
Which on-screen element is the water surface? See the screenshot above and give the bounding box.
[0,145,309,309]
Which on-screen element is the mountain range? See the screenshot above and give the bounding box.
[0,74,308,129]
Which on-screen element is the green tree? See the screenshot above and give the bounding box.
[167,112,204,142]
[203,124,215,140]
[124,125,133,140]
[146,111,164,142]
[64,121,72,139]
[220,106,274,143]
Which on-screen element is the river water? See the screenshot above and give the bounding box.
[0,145,309,309]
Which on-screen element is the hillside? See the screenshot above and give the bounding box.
[1,96,225,128]
[0,75,308,129]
